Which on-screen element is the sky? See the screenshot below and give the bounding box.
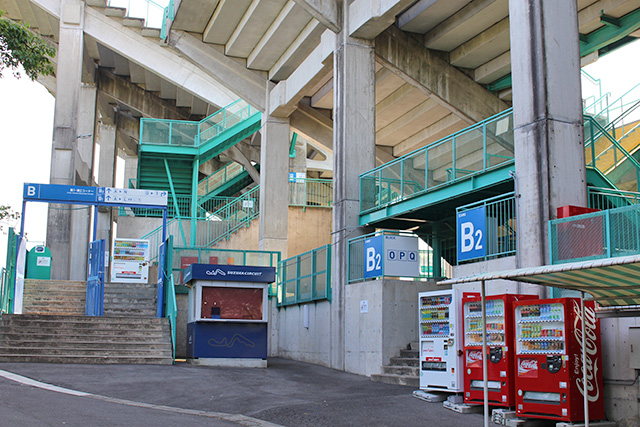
[0,39,639,270]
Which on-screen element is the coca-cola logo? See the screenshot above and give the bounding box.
[519,358,537,371]
[466,350,482,365]
[573,301,600,402]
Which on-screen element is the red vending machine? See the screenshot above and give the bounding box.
[462,293,536,406]
[513,298,604,421]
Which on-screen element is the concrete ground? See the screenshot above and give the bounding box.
[0,358,488,426]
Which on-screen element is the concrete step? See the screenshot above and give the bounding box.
[0,354,173,364]
[24,280,86,290]
[382,365,419,376]
[370,373,419,387]
[0,314,172,365]
[0,331,170,342]
[103,308,157,317]
[389,356,419,367]
[399,348,419,358]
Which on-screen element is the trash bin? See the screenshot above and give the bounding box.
[26,245,52,280]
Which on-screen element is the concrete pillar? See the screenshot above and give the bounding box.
[509,0,586,270]
[47,0,85,280]
[96,119,117,245]
[330,14,376,370]
[68,84,97,280]
[259,83,289,258]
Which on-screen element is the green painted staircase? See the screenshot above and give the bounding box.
[136,99,261,217]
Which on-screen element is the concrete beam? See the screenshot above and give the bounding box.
[248,1,312,72]
[226,145,260,183]
[168,30,267,111]
[348,0,415,39]
[115,112,139,157]
[292,0,341,33]
[375,26,508,124]
[450,17,510,69]
[423,0,508,51]
[269,30,335,117]
[474,51,510,85]
[202,0,252,45]
[26,0,242,107]
[393,113,465,157]
[96,68,191,119]
[289,102,333,151]
[397,0,469,34]
[225,0,288,59]
[376,98,441,146]
[269,18,325,81]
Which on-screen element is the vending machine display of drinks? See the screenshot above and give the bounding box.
[418,290,478,392]
[513,298,604,421]
[462,293,536,406]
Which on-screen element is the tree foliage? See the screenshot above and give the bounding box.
[0,10,55,80]
[0,205,20,232]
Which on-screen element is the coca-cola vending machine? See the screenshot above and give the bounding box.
[418,290,478,392]
[462,293,536,406]
[513,298,604,421]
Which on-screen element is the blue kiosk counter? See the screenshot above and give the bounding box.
[184,264,276,368]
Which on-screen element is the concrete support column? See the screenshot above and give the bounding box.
[96,119,117,245]
[68,84,97,280]
[259,84,290,258]
[47,0,85,280]
[509,0,586,270]
[331,19,376,370]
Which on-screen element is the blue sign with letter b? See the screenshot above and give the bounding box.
[457,207,486,261]
[363,236,383,278]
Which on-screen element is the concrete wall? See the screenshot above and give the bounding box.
[175,293,188,359]
[269,298,332,366]
[601,317,640,426]
[116,216,164,240]
[344,279,437,377]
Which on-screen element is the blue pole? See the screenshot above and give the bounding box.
[92,205,98,241]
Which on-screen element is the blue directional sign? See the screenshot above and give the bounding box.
[23,183,168,207]
[457,206,486,261]
[24,183,103,203]
[364,235,384,278]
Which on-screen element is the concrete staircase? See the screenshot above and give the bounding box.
[371,342,420,387]
[22,280,86,316]
[104,282,157,317]
[0,314,172,364]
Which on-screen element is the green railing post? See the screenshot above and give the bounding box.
[605,209,612,258]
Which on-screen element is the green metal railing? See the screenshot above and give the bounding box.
[584,115,640,192]
[549,203,640,264]
[289,178,333,208]
[360,108,514,213]
[0,267,10,314]
[198,163,247,198]
[140,100,259,149]
[108,0,167,28]
[347,230,450,283]
[588,187,640,211]
[277,245,331,306]
[456,193,517,264]
[172,247,280,294]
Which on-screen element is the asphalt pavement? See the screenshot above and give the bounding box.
[0,358,487,426]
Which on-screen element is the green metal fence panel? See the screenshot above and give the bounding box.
[359,109,514,214]
[288,178,333,208]
[276,245,331,307]
[456,192,517,264]
[588,187,640,210]
[2,227,17,314]
[549,203,640,264]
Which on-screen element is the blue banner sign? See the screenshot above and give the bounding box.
[183,264,276,284]
[24,183,103,204]
[364,235,384,278]
[457,206,486,261]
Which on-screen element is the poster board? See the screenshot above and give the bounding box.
[111,238,149,283]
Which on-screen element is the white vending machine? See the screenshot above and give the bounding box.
[418,289,476,392]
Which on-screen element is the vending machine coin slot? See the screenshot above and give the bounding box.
[490,347,503,363]
[546,355,562,374]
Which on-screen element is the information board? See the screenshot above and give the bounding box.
[110,238,150,284]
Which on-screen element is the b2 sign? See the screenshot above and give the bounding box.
[364,235,419,279]
[457,207,486,261]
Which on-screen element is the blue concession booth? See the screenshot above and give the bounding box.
[184,264,276,367]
